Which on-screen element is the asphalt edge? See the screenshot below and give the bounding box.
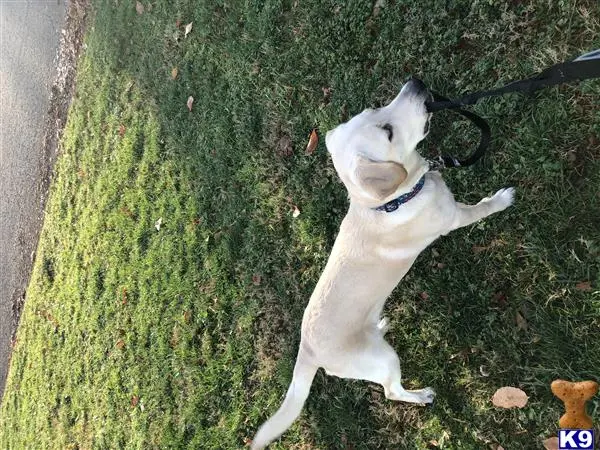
[7,0,90,379]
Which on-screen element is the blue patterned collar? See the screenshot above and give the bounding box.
[374,175,426,213]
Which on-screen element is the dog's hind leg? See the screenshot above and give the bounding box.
[328,334,435,404]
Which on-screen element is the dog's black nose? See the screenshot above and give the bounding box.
[404,77,429,98]
[408,77,427,91]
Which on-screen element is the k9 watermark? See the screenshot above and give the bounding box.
[558,429,595,450]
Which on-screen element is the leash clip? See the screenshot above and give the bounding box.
[427,156,447,171]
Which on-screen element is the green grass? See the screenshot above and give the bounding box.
[2,0,600,448]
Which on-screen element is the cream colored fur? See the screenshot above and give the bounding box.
[251,80,515,449]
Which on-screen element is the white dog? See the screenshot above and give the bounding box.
[251,79,514,449]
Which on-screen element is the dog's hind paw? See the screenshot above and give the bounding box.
[419,387,436,404]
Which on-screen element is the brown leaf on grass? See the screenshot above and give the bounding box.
[516,311,528,331]
[175,19,181,28]
[118,124,126,137]
[116,339,126,350]
[491,386,528,408]
[135,1,144,14]
[419,292,430,300]
[542,437,559,450]
[183,310,192,323]
[131,395,139,407]
[252,274,262,286]
[171,67,178,79]
[305,128,318,155]
[292,205,301,218]
[184,22,193,37]
[575,281,592,291]
[121,287,128,305]
[186,96,194,112]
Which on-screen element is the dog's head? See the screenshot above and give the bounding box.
[326,79,432,208]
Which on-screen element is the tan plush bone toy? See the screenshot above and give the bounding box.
[551,379,598,429]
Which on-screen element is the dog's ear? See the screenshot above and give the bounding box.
[355,155,408,200]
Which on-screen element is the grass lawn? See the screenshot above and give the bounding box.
[2,0,600,448]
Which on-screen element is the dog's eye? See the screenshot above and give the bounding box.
[381,123,393,141]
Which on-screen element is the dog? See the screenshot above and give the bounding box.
[251,79,514,449]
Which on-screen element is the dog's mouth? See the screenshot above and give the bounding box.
[423,114,431,135]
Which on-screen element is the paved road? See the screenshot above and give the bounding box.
[0,0,67,399]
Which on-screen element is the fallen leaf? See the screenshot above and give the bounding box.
[480,365,490,377]
[135,1,144,14]
[184,22,193,37]
[419,292,429,300]
[252,274,262,286]
[131,395,139,407]
[155,217,163,231]
[516,311,528,331]
[491,386,528,408]
[183,310,192,323]
[187,96,194,111]
[175,19,181,28]
[292,206,301,218]
[575,281,592,291]
[436,262,446,269]
[542,437,559,450]
[116,339,126,350]
[171,67,178,79]
[305,128,318,155]
[118,124,126,137]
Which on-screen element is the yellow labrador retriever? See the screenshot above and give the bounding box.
[252,79,514,449]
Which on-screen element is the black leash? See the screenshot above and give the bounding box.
[423,49,600,169]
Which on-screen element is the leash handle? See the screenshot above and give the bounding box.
[425,49,600,112]
[423,49,600,169]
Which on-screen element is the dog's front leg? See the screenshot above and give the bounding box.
[451,187,515,230]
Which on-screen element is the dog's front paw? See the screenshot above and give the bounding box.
[490,187,515,212]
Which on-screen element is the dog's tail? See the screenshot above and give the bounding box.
[251,352,318,449]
